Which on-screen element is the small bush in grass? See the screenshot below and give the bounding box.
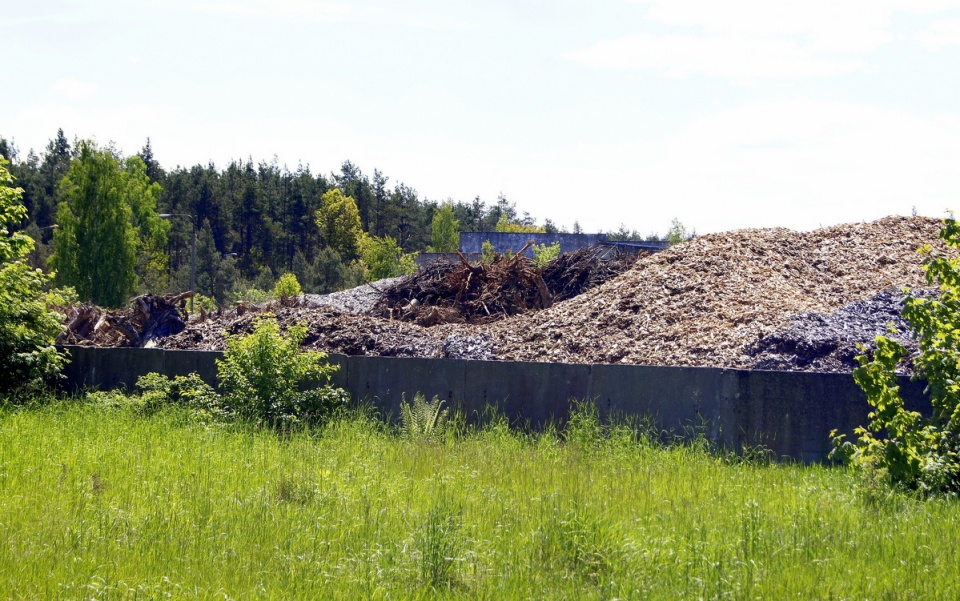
[217,316,347,428]
[135,372,221,419]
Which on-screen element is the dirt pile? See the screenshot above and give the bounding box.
[469,216,947,369]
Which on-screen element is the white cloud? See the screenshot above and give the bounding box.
[571,1,960,80]
[634,0,894,53]
[181,0,469,30]
[916,17,960,49]
[564,34,862,79]
[51,79,98,100]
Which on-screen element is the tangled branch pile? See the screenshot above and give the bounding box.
[373,245,553,326]
[540,245,644,303]
[373,244,642,326]
[57,293,191,347]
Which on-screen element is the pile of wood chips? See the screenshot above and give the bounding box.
[470,216,948,368]
[86,215,954,373]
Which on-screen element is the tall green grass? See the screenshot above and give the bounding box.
[0,401,957,599]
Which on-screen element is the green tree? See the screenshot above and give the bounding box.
[666,218,689,246]
[494,214,545,233]
[429,202,460,252]
[315,188,363,260]
[360,233,416,280]
[123,155,169,293]
[0,158,67,392]
[533,241,561,267]
[50,141,140,307]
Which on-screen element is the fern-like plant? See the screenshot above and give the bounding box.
[399,393,449,440]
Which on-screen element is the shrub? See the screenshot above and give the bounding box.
[217,316,348,428]
[0,158,68,394]
[832,217,960,495]
[273,272,302,301]
[135,372,221,419]
[533,241,561,268]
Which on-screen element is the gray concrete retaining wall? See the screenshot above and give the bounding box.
[459,232,606,256]
[56,345,931,462]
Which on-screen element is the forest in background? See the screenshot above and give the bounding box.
[0,129,671,307]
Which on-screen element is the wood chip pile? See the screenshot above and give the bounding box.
[472,216,947,368]
[78,215,953,373]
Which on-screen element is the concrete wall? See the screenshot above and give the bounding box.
[459,232,606,256]
[414,252,481,269]
[57,345,930,462]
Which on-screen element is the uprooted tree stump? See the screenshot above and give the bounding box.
[57,292,194,347]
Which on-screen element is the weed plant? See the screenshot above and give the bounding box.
[1,399,958,599]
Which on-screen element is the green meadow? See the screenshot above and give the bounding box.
[1,401,957,600]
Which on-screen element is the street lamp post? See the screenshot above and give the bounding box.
[159,213,196,313]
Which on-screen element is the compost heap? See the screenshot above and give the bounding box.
[92,216,949,373]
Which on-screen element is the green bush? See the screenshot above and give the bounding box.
[533,241,561,268]
[273,272,302,301]
[0,158,68,394]
[217,316,348,428]
[832,217,960,495]
[135,372,221,419]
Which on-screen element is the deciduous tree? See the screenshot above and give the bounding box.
[315,188,363,260]
[429,202,460,252]
[0,158,66,392]
[50,141,165,307]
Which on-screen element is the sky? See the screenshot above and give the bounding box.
[3,0,960,236]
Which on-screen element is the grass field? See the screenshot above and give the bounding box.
[1,401,957,600]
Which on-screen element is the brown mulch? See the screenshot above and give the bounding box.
[78,216,954,373]
[471,216,947,368]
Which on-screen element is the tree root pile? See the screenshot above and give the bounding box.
[372,246,553,326]
[475,216,948,369]
[540,245,644,303]
[57,292,192,347]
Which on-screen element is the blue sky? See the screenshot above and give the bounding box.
[3,0,960,235]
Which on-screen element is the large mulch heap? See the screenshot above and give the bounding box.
[86,216,951,373]
[444,216,947,370]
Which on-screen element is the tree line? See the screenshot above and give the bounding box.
[0,129,677,308]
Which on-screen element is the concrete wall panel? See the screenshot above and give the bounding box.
[55,345,931,461]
